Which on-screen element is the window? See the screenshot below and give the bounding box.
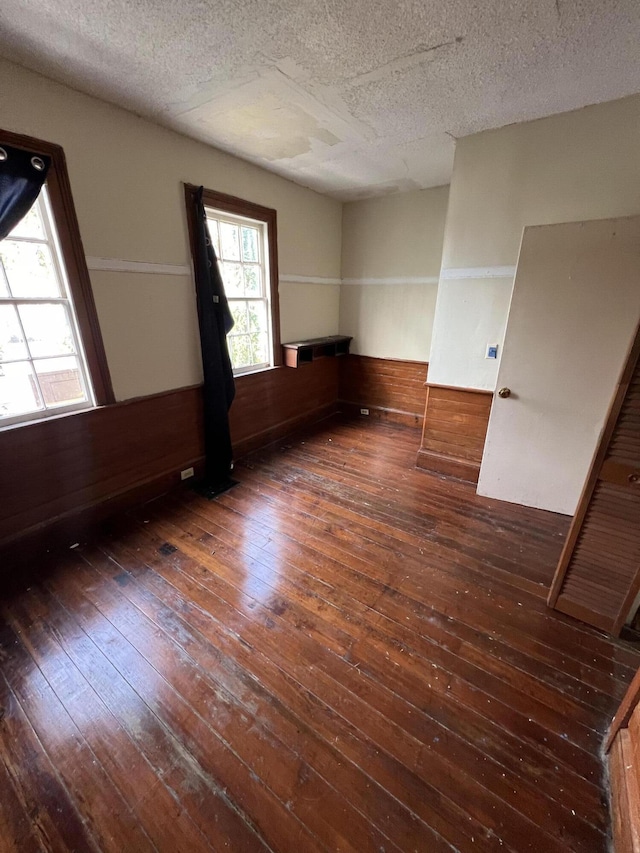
[0,188,93,423]
[185,186,281,375]
[205,209,273,374]
[0,130,113,427]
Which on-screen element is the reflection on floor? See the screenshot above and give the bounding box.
[1,415,638,852]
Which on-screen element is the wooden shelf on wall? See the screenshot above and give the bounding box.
[282,335,352,368]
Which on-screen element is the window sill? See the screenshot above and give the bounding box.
[232,364,283,379]
[0,404,96,433]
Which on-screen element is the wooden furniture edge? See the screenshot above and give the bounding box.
[606,667,640,753]
[609,731,637,853]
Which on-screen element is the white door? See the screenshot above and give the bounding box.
[477,215,640,515]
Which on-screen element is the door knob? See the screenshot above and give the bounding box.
[630,473,640,485]
[498,387,511,398]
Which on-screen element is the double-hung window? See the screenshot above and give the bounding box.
[205,209,273,374]
[0,188,93,423]
[185,186,281,376]
[0,130,113,428]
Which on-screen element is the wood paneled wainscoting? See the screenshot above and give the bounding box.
[0,386,206,559]
[231,358,338,457]
[0,359,339,564]
[416,383,493,483]
[338,354,428,428]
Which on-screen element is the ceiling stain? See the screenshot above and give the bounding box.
[203,92,341,161]
[1,0,640,198]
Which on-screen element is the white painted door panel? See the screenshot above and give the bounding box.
[477,216,640,515]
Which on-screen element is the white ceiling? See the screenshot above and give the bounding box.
[2,0,640,200]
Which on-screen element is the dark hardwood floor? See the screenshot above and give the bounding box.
[1,415,638,852]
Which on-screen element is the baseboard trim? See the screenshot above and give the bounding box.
[339,400,423,429]
[415,448,481,484]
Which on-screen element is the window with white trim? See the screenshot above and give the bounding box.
[205,208,273,375]
[0,187,95,425]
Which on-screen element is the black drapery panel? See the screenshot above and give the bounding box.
[0,144,51,240]
[191,186,236,490]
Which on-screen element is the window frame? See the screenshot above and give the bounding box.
[205,207,272,375]
[184,184,282,373]
[0,187,97,426]
[0,128,114,423]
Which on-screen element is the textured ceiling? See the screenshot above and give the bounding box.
[2,0,640,199]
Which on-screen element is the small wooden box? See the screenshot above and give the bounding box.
[282,335,352,368]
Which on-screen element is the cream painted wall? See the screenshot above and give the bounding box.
[339,187,448,361]
[90,272,203,399]
[0,58,342,400]
[429,93,640,389]
[279,282,341,343]
[341,187,449,280]
[340,284,438,362]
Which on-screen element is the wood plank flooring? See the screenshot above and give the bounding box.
[1,415,639,852]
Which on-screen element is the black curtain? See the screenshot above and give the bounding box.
[0,145,51,240]
[191,186,236,491]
